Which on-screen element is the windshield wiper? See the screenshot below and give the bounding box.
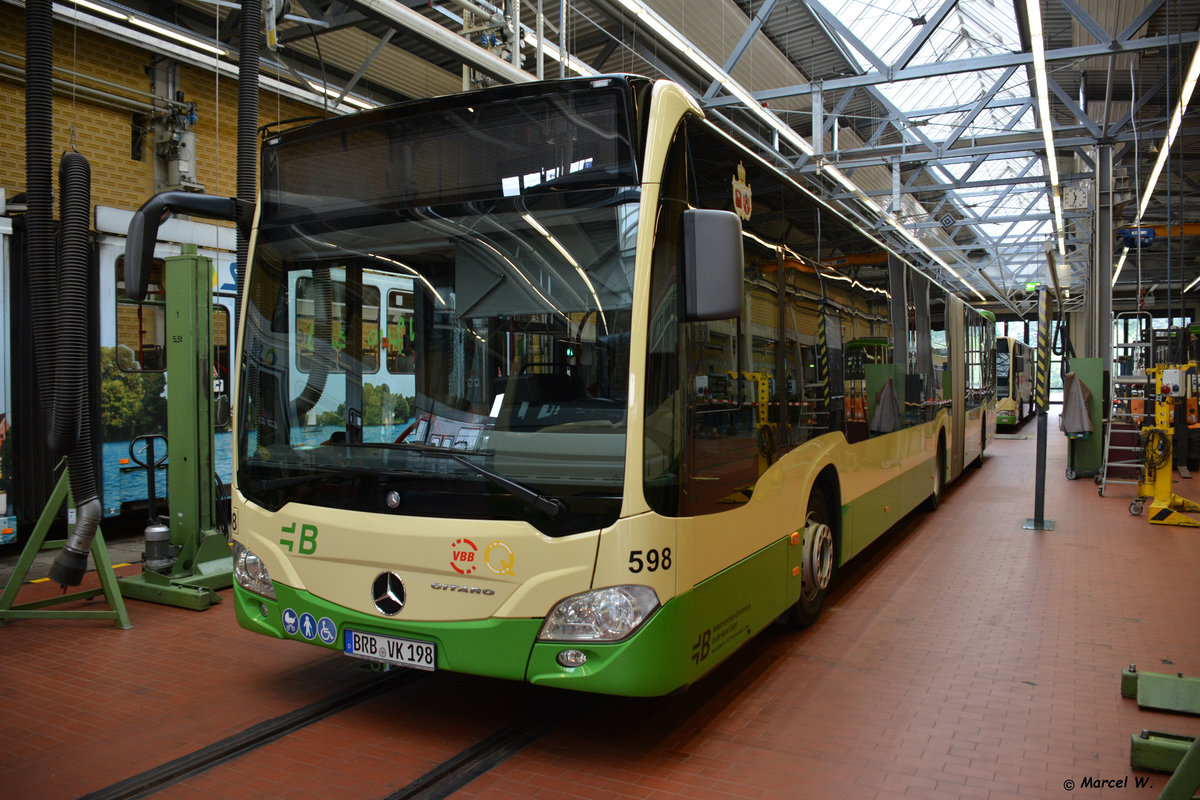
[442,451,567,519]
[336,441,567,519]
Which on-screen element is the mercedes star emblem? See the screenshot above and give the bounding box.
[371,572,406,615]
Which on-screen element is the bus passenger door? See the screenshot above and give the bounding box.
[947,295,966,481]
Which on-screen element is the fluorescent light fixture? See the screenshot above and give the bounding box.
[1111,247,1129,288]
[128,16,228,56]
[1119,31,1199,290]
[1137,33,1200,221]
[1024,0,1066,257]
[343,96,378,110]
[615,1,812,157]
[307,82,378,110]
[69,0,125,20]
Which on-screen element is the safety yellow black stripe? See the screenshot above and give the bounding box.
[1035,290,1050,410]
[818,314,830,412]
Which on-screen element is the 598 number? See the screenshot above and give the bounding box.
[628,548,671,573]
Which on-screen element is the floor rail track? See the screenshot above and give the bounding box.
[76,669,419,800]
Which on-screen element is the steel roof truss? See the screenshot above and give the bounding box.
[801,122,1200,171]
[892,0,960,71]
[1048,76,1101,137]
[1106,76,1167,138]
[1119,0,1167,41]
[801,0,890,75]
[984,159,1038,218]
[943,66,1020,151]
[706,34,1199,108]
[1054,0,1112,47]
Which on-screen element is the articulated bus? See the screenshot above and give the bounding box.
[211,76,994,696]
[995,336,1034,426]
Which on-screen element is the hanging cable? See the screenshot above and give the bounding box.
[1131,60,1143,312]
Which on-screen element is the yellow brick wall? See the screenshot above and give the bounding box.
[0,4,321,216]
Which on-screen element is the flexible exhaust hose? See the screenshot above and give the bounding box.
[51,151,90,456]
[25,0,56,442]
[239,0,262,445]
[236,0,261,325]
[49,151,102,588]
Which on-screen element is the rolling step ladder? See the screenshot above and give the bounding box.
[1098,312,1153,497]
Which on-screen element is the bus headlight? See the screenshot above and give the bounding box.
[233,542,276,600]
[538,585,660,642]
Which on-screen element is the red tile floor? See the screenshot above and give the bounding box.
[1,414,1198,799]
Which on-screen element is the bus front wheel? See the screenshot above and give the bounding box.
[788,487,835,629]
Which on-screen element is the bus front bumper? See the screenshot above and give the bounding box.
[233,582,694,697]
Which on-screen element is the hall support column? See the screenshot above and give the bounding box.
[1093,144,1113,366]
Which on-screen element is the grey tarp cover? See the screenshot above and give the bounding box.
[1060,372,1094,435]
[871,377,901,434]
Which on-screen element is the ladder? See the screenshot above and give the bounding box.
[1098,312,1154,497]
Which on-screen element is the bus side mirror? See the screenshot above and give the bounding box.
[682,208,743,321]
[125,192,254,301]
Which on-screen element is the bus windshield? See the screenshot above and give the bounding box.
[237,84,639,535]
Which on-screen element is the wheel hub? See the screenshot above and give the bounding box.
[803,515,834,592]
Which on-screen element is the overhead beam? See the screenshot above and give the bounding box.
[705,34,1199,108]
[1048,76,1102,137]
[942,66,1020,150]
[342,0,532,84]
[892,0,959,70]
[278,12,371,43]
[1056,0,1111,46]
[793,123,1200,171]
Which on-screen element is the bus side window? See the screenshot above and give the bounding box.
[115,255,167,372]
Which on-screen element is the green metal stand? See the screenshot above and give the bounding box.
[0,468,132,628]
[1158,733,1200,800]
[116,533,228,610]
[1132,731,1194,775]
[116,243,232,610]
[1123,666,1200,714]
[1124,665,1200,799]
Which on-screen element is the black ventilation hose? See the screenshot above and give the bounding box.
[125,192,248,301]
[49,151,102,588]
[25,0,56,441]
[236,0,262,325]
[51,151,91,456]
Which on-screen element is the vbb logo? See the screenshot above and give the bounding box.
[450,538,478,574]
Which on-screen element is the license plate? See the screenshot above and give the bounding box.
[343,629,436,671]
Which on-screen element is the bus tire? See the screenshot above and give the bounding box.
[788,487,835,629]
[922,441,945,511]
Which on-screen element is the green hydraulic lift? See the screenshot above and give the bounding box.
[116,244,232,610]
